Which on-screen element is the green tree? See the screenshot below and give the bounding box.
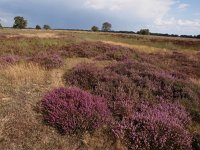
[91,26,99,32]
[102,22,112,32]
[137,29,150,35]
[0,23,2,29]
[35,25,41,29]
[43,25,51,30]
[13,16,27,29]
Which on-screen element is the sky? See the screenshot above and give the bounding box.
[0,0,200,35]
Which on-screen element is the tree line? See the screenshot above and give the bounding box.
[0,16,200,39]
[0,16,51,30]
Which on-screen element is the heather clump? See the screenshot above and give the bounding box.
[64,63,138,115]
[106,60,200,103]
[63,63,102,90]
[41,87,111,134]
[31,53,63,69]
[0,55,20,64]
[60,41,109,58]
[64,63,136,100]
[112,102,192,150]
[95,51,128,61]
[60,41,136,60]
[65,61,200,105]
[64,61,200,123]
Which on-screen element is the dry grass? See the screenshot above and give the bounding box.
[0,63,47,87]
[0,58,120,150]
[102,40,167,53]
[0,29,199,149]
[0,61,84,150]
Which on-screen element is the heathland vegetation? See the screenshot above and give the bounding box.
[0,29,200,149]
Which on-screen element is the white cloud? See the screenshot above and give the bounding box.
[155,18,200,27]
[178,3,189,10]
[178,19,200,27]
[84,0,175,20]
[0,12,14,26]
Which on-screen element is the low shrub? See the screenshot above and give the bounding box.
[0,55,20,64]
[41,87,111,134]
[95,51,128,61]
[60,41,108,58]
[63,63,102,90]
[65,61,200,105]
[64,61,200,123]
[31,53,63,69]
[64,63,138,119]
[112,102,192,150]
[60,41,136,60]
[106,60,200,103]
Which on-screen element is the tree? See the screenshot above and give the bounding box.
[35,25,41,29]
[91,26,99,32]
[137,29,150,35]
[0,23,2,29]
[197,35,200,39]
[102,22,112,32]
[13,16,27,29]
[43,25,51,30]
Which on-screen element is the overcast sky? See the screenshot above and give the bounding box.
[0,0,200,35]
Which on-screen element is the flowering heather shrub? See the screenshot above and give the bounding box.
[63,63,102,90]
[64,63,138,117]
[140,51,200,78]
[64,63,135,99]
[0,55,20,64]
[64,61,200,121]
[112,102,192,150]
[60,41,136,60]
[106,60,200,102]
[41,87,111,134]
[31,53,63,69]
[61,41,106,57]
[95,51,129,61]
[65,61,200,103]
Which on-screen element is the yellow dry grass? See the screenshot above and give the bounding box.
[191,78,200,87]
[0,63,47,87]
[102,40,167,53]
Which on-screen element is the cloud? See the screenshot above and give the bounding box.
[0,12,14,26]
[178,3,189,10]
[84,0,175,20]
[155,18,200,27]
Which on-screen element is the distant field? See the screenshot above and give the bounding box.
[0,29,200,55]
[0,29,200,149]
